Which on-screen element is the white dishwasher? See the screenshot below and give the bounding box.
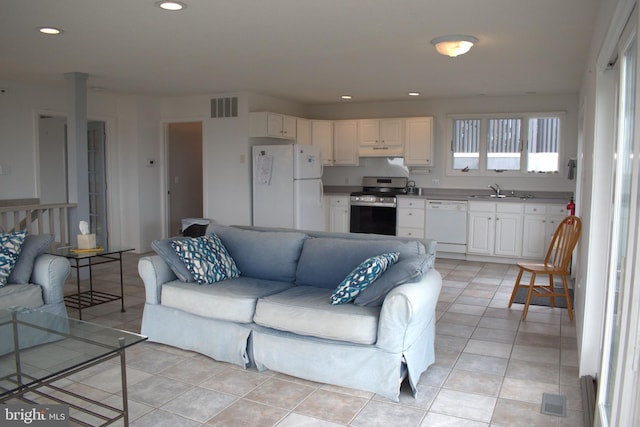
[425,200,468,253]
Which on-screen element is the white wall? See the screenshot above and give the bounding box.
[310,94,578,193]
[37,116,67,204]
[115,96,162,252]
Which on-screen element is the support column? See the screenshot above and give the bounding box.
[65,72,89,246]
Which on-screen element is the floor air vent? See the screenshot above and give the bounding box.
[211,97,238,118]
[541,392,567,417]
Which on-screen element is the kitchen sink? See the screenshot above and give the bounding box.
[468,194,534,200]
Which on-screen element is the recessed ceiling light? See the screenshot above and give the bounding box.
[156,1,186,11]
[341,95,353,100]
[408,92,420,96]
[38,27,63,35]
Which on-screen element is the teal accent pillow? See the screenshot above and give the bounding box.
[8,234,54,284]
[171,234,240,284]
[354,255,432,307]
[330,251,399,305]
[0,230,28,287]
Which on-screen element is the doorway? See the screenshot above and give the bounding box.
[37,116,109,246]
[167,122,203,237]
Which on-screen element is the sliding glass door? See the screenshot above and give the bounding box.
[598,9,640,426]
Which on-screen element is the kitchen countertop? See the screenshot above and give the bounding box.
[323,186,572,204]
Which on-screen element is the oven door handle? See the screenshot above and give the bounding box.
[350,201,397,208]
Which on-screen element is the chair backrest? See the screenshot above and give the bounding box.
[544,215,582,271]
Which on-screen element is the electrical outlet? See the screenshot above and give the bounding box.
[432,178,440,186]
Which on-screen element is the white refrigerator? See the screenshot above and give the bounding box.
[252,143,324,231]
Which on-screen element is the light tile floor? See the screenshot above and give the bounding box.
[57,253,584,426]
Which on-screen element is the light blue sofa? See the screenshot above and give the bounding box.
[138,225,442,401]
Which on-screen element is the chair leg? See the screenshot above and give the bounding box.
[508,268,525,307]
[522,272,537,321]
[561,274,574,321]
[548,274,555,308]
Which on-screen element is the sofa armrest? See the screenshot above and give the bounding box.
[138,255,177,305]
[376,268,442,352]
[31,254,71,305]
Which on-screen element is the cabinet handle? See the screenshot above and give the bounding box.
[408,213,413,216]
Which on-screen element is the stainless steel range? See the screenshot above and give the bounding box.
[350,176,408,235]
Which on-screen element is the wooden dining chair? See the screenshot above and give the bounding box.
[508,215,582,320]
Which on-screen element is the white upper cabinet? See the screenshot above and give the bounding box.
[296,118,311,145]
[249,112,297,139]
[404,117,434,166]
[333,120,359,166]
[358,119,404,156]
[311,120,334,165]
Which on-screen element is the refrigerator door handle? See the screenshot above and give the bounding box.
[319,180,324,206]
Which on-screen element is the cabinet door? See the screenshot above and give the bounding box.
[266,113,284,137]
[329,196,350,233]
[397,208,425,229]
[494,213,522,257]
[522,215,547,259]
[358,120,380,146]
[282,115,297,139]
[467,212,494,255]
[404,117,433,166]
[311,120,334,165]
[333,120,359,165]
[296,118,311,145]
[380,119,403,147]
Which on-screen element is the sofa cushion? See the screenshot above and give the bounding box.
[171,234,240,284]
[295,237,424,289]
[151,237,195,282]
[254,286,381,345]
[8,234,54,284]
[354,254,434,307]
[330,252,399,304]
[161,277,292,323]
[1,230,27,287]
[0,283,44,309]
[211,225,306,282]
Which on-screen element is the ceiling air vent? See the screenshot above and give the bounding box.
[211,97,238,118]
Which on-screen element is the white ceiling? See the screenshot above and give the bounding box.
[1,0,600,104]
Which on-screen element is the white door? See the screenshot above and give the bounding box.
[294,179,324,231]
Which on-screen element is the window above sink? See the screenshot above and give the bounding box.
[447,112,564,177]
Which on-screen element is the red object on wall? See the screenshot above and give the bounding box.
[567,198,575,216]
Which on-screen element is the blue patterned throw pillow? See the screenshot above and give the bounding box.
[0,230,28,287]
[171,233,240,284]
[330,251,399,305]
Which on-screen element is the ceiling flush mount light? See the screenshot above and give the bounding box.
[408,92,421,96]
[341,95,353,100]
[430,35,478,57]
[38,27,63,35]
[156,1,186,11]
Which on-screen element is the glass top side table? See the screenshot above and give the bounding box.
[47,245,135,320]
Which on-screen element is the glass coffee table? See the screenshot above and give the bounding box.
[0,309,146,426]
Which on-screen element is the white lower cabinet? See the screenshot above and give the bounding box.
[327,196,350,233]
[468,201,568,260]
[522,204,567,258]
[396,197,426,238]
[467,201,523,257]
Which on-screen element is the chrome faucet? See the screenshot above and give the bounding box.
[488,184,501,197]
